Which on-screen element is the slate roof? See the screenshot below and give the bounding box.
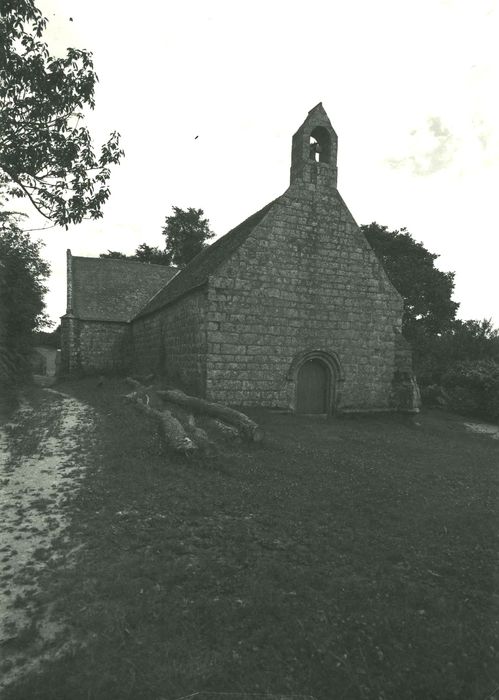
[70,256,177,322]
[135,199,278,319]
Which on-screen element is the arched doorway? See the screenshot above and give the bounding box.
[288,350,343,414]
[296,358,329,414]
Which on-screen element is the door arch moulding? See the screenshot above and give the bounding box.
[287,349,344,414]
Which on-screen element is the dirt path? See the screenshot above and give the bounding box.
[0,389,96,692]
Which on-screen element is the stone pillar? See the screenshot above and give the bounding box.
[60,250,79,375]
[60,314,79,375]
[66,248,73,314]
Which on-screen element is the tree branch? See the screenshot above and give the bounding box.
[21,223,57,233]
[0,166,52,221]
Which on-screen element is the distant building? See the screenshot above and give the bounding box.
[62,104,419,413]
[30,346,57,376]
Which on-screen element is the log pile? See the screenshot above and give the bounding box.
[206,418,241,441]
[157,389,264,443]
[125,379,196,454]
[124,380,264,453]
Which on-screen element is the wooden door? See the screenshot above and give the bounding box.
[297,359,329,414]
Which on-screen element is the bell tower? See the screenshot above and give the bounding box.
[290,103,338,189]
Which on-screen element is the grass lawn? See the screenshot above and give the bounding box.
[3,377,499,700]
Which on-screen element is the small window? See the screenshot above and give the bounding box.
[309,126,331,163]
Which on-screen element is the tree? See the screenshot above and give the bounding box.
[440,358,499,421]
[362,224,499,407]
[444,319,499,364]
[100,207,215,268]
[361,223,459,341]
[417,318,499,385]
[0,210,50,411]
[134,243,172,266]
[162,206,214,268]
[99,250,129,260]
[100,243,171,266]
[0,0,123,227]
[33,324,61,348]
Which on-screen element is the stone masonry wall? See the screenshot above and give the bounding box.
[205,176,403,410]
[131,289,207,396]
[60,315,75,375]
[61,319,131,375]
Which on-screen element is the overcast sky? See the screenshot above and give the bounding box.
[29,0,499,327]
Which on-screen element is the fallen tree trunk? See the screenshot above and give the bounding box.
[125,377,165,410]
[157,389,264,443]
[186,414,217,454]
[206,418,242,441]
[125,379,196,454]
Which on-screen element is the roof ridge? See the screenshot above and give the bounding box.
[71,255,176,271]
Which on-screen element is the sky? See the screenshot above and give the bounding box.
[24,0,499,327]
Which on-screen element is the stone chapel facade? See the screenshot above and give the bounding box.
[61,104,419,413]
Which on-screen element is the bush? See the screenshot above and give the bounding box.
[419,384,450,408]
[0,213,50,413]
[0,340,18,419]
[442,360,499,422]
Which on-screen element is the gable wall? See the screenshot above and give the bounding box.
[60,317,131,375]
[205,180,403,410]
[131,288,207,396]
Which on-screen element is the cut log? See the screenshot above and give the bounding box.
[157,389,264,443]
[206,418,242,441]
[125,377,163,410]
[131,399,196,454]
[124,379,196,454]
[191,426,216,454]
[185,414,216,453]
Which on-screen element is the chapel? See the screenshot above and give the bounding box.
[61,103,419,413]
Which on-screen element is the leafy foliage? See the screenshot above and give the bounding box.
[100,207,214,268]
[133,243,171,265]
[0,210,50,409]
[100,244,171,266]
[446,318,499,363]
[162,206,214,268]
[362,222,459,341]
[417,318,499,385]
[362,222,499,419]
[442,359,499,421]
[0,0,123,226]
[99,250,128,260]
[33,324,61,348]
[419,321,499,420]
